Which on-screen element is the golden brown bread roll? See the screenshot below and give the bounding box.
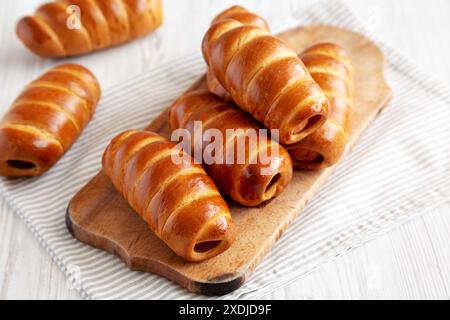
[16,0,163,58]
[286,43,354,170]
[206,6,269,102]
[202,6,329,145]
[102,130,235,261]
[169,90,293,207]
[0,63,100,177]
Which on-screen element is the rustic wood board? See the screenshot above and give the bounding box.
[66,25,392,296]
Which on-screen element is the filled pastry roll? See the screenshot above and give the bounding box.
[169,90,293,207]
[286,43,354,170]
[102,130,235,261]
[206,6,270,102]
[202,6,329,145]
[0,63,100,177]
[16,0,163,58]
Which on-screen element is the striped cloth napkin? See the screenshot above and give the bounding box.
[1,0,450,299]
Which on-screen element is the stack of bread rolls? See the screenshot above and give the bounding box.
[1,4,355,262]
[203,6,354,170]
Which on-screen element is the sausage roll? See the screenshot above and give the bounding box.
[16,0,163,58]
[286,43,354,170]
[169,90,293,207]
[0,63,100,177]
[202,6,329,145]
[205,5,269,102]
[102,130,235,261]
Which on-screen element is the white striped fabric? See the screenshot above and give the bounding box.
[1,0,450,299]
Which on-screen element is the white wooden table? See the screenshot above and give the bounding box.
[1,0,449,300]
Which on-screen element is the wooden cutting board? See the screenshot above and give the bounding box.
[66,25,392,296]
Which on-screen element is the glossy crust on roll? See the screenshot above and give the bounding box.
[206,68,232,102]
[16,0,163,58]
[286,43,354,170]
[205,6,269,102]
[202,6,329,145]
[169,90,293,207]
[0,63,100,177]
[102,130,235,261]
[211,5,270,31]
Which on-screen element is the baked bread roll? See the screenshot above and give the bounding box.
[202,6,329,145]
[206,5,269,102]
[286,43,354,170]
[0,63,100,177]
[169,90,293,207]
[16,0,163,58]
[102,130,235,261]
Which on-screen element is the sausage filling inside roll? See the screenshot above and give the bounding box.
[0,63,100,177]
[286,43,354,170]
[202,6,329,145]
[169,90,293,207]
[102,130,235,261]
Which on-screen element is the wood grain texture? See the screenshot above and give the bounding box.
[66,25,392,295]
[1,0,450,300]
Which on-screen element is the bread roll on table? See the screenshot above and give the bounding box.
[169,90,293,207]
[102,130,235,261]
[202,6,329,145]
[286,43,354,170]
[16,0,163,58]
[0,63,100,177]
